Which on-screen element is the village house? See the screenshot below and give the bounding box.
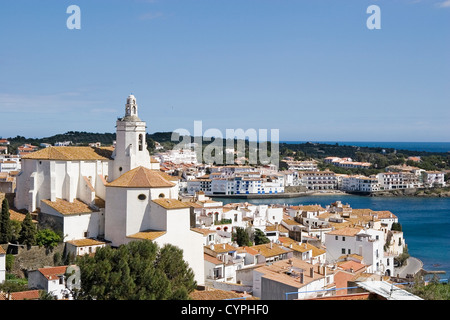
[299,170,338,190]
[325,227,394,277]
[253,257,335,300]
[65,238,107,257]
[27,266,71,300]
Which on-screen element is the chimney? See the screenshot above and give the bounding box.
[299,272,304,284]
[309,267,314,279]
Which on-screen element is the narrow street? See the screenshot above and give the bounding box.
[394,257,423,279]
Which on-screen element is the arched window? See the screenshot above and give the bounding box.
[138,134,143,151]
[158,193,165,198]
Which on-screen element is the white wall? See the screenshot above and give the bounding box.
[0,252,5,284]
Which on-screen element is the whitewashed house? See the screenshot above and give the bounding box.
[28,266,71,300]
[0,246,5,284]
[325,227,394,277]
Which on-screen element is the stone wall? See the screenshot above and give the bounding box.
[7,243,65,278]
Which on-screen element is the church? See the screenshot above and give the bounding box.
[14,95,205,285]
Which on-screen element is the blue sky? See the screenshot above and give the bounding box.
[0,0,449,142]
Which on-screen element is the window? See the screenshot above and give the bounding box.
[138,134,143,151]
[138,194,147,200]
[158,193,165,198]
[335,236,338,240]
[342,236,345,241]
[342,248,346,254]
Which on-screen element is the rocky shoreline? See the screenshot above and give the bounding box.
[368,187,450,198]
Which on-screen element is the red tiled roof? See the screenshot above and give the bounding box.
[38,266,68,280]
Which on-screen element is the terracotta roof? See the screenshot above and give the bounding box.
[107,166,175,188]
[374,210,397,219]
[290,205,325,212]
[38,266,68,280]
[190,288,257,300]
[152,198,190,210]
[205,243,237,254]
[66,239,106,247]
[41,198,96,215]
[154,170,179,181]
[22,146,113,161]
[8,290,40,300]
[204,253,224,265]
[328,227,362,237]
[0,246,5,254]
[9,209,37,223]
[338,260,367,273]
[250,243,292,258]
[126,230,166,240]
[255,258,326,289]
[191,228,216,235]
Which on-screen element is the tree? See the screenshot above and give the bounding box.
[74,240,196,300]
[19,212,37,247]
[392,222,402,232]
[254,228,270,245]
[233,227,253,247]
[0,198,12,244]
[35,229,61,250]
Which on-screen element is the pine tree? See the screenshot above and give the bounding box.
[19,212,37,247]
[0,198,12,244]
[75,240,196,300]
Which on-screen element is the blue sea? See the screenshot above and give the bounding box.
[214,195,450,280]
[281,141,450,154]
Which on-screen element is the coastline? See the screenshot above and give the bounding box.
[208,188,450,199]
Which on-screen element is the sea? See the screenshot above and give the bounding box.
[213,141,450,279]
[281,141,450,154]
[213,194,450,280]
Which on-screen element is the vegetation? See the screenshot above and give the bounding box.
[19,212,37,247]
[73,240,196,300]
[35,229,61,250]
[214,218,232,225]
[407,276,450,300]
[0,198,12,244]
[5,131,450,171]
[232,227,253,247]
[5,254,14,272]
[395,247,410,267]
[254,228,270,245]
[0,273,28,293]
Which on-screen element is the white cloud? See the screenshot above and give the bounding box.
[138,11,163,21]
[437,0,450,7]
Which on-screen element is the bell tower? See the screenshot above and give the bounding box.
[111,94,151,180]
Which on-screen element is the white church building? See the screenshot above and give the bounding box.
[14,95,205,285]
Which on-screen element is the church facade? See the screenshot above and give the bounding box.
[14,95,205,285]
